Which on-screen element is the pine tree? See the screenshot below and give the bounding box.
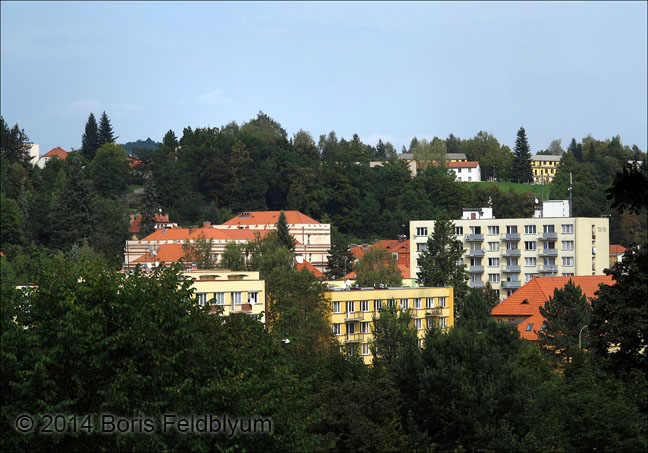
[537,279,592,360]
[98,111,117,147]
[139,172,160,239]
[417,218,469,318]
[326,235,354,279]
[81,113,100,160]
[511,126,532,183]
[275,210,296,252]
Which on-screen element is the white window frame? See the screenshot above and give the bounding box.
[361,321,370,334]
[332,323,341,336]
[488,273,500,283]
[416,227,428,237]
[360,300,369,312]
[232,292,242,305]
[525,257,537,267]
[197,293,208,306]
[561,224,574,234]
[562,256,574,267]
[488,257,500,267]
[414,318,423,330]
[248,291,259,304]
[438,297,447,308]
[426,297,434,309]
[333,301,341,313]
[562,240,574,251]
[524,241,536,251]
[346,301,355,313]
[413,298,422,309]
[525,225,536,234]
[400,298,409,310]
[213,292,225,305]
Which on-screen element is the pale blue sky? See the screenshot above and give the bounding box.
[1,1,646,155]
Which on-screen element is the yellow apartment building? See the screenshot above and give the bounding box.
[325,286,454,364]
[183,270,267,322]
[531,154,561,184]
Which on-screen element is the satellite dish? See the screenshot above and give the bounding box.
[534,198,539,204]
[345,279,351,288]
[146,263,153,270]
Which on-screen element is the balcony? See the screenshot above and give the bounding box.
[468,265,484,273]
[425,307,444,317]
[344,312,366,322]
[470,280,485,289]
[468,249,485,257]
[502,249,521,257]
[502,265,521,273]
[501,280,522,288]
[465,234,484,242]
[504,233,521,241]
[539,248,558,257]
[539,265,558,273]
[540,232,558,240]
[344,333,364,344]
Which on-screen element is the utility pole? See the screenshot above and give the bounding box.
[568,172,573,217]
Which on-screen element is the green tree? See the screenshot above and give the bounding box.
[355,246,402,288]
[537,280,593,361]
[98,111,117,146]
[80,112,100,160]
[326,232,354,279]
[139,172,160,239]
[90,144,130,198]
[89,196,129,262]
[182,233,215,269]
[221,241,247,271]
[412,137,446,170]
[0,192,26,248]
[0,116,32,166]
[511,126,532,182]
[276,210,296,252]
[416,217,468,317]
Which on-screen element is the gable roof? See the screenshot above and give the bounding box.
[295,259,326,278]
[223,211,320,225]
[491,275,614,340]
[448,161,479,169]
[531,154,562,162]
[133,243,185,264]
[41,147,68,159]
[609,244,627,256]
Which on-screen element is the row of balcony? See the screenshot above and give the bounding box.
[465,248,560,258]
[468,264,559,274]
[341,307,447,322]
[464,232,558,242]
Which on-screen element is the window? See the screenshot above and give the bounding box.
[455,226,463,235]
[400,298,409,310]
[488,242,499,252]
[525,225,536,234]
[426,297,435,308]
[525,257,537,266]
[438,297,447,308]
[332,323,341,336]
[488,257,500,267]
[506,241,518,250]
[562,240,574,251]
[563,272,574,277]
[213,292,225,305]
[543,224,555,233]
[417,242,428,252]
[346,301,355,313]
[248,291,259,304]
[361,343,370,355]
[470,226,481,235]
[471,274,481,282]
[413,298,422,309]
[414,318,423,330]
[506,225,518,234]
[524,241,536,251]
[232,292,242,305]
[488,273,500,282]
[418,338,424,348]
[197,293,208,306]
[562,224,574,234]
[507,257,518,266]
[470,258,482,266]
[361,322,370,333]
[333,301,341,313]
[544,241,556,250]
[374,300,382,311]
[526,323,534,332]
[360,300,369,312]
[416,227,428,236]
[387,299,396,309]
[439,317,448,328]
[544,257,556,266]
[562,257,574,266]
[347,323,356,334]
[488,226,499,235]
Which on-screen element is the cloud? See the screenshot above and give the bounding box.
[60,98,102,116]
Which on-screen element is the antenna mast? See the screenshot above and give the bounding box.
[568,172,573,217]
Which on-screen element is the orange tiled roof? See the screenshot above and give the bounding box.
[129,213,172,233]
[295,259,325,278]
[491,275,614,340]
[139,228,192,241]
[447,161,479,169]
[347,239,410,279]
[133,243,185,263]
[609,245,627,256]
[223,211,320,225]
[127,157,143,168]
[41,147,68,159]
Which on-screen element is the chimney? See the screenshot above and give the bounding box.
[130,214,136,221]
[189,225,198,234]
[203,221,211,228]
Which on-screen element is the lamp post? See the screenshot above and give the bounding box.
[578,324,588,349]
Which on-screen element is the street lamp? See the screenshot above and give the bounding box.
[578,324,588,349]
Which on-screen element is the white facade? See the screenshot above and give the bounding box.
[448,162,481,182]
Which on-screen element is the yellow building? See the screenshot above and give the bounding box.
[531,154,561,184]
[325,286,454,364]
[183,270,267,322]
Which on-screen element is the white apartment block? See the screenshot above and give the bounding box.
[409,201,609,301]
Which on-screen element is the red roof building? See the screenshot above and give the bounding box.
[36,147,68,168]
[223,211,319,226]
[346,238,411,280]
[491,275,614,340]
[609,244,627,267]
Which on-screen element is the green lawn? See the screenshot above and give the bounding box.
[458,181,548,196]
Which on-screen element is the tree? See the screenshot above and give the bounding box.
[416,218,468,317]
[139,172,160,239]
[355,246,402,288]
[276,210,296,252]
[326,232,354,279]
[606,160,648,215]
[81,113,100,160]
[182,233,215,269]
[459,289,496,329]
[90,144,130,198]
[221,241,247,271]
[98,111,117,146]
[511,126,532,183]
[412,137,446,171]
[0,116,32,167]
[537,280,593,361]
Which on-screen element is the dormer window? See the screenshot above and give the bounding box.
[521,299,530,305]
[526,323,534,332]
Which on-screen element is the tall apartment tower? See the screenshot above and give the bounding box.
[409,201,609,301]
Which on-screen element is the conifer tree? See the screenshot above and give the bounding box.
[81,113,100,161]
[139,172,160,239]
[511,126,533,183]
[275,210,296,252]
[98,111,117,146]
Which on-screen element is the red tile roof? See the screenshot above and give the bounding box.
[295,259,325,278]
[609,245,627,256]
[491,275,614,340]
[126,157,143,168]
[41,147,68,159]
[223,211,320,225]
[448,161,479,169]
[347,239,410,279]
[139,226,279,243]
[129,213,172,233]
[133,243,185,264]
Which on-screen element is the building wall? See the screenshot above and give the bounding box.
[325,286,454,364]
[531,156,561,184]
[410,217,609,301]
[450,165,481,182]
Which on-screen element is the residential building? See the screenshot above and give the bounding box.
[410,201,610,301]
[490,275,613,340]
[398,152,468,176]
[343,238,412,285]
[609,244,627,267]
[27,143,40,165]
[128,213,178,240]
[531,154,561,184]
[448,161,481,182]
[36,147,68,168]
[326,286,454,364]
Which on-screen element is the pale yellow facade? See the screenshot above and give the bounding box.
[325,286,454,364]
[531,155,561,184]
[183,270,267,322]
[410,215,609,301]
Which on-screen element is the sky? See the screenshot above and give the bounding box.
[1,1,646,156]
